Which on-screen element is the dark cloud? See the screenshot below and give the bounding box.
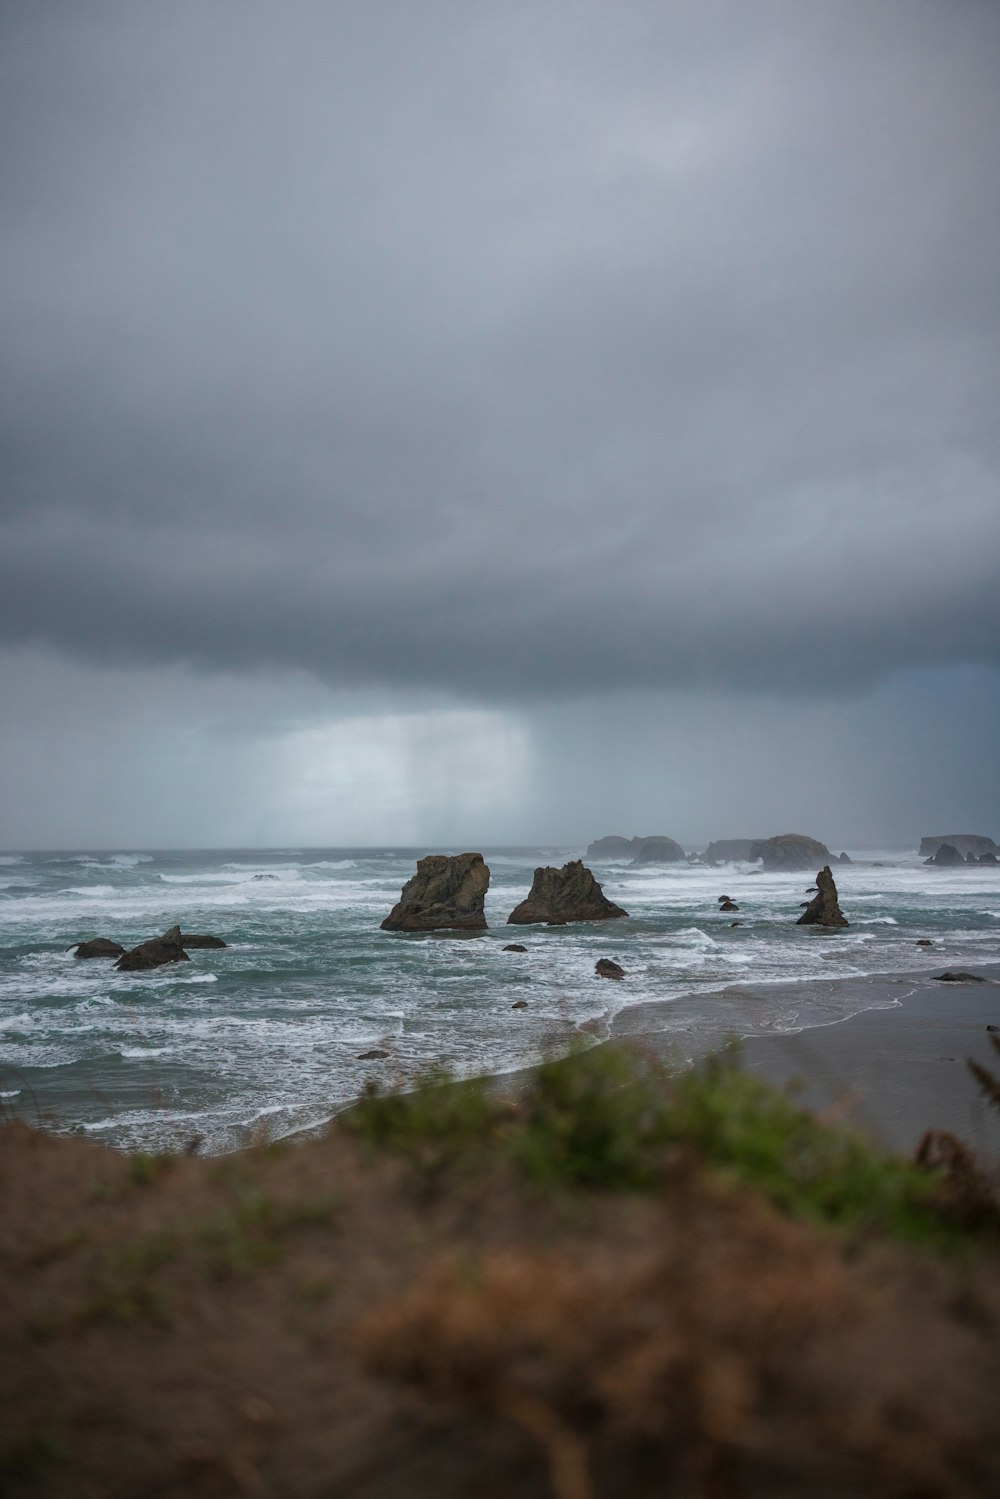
[2,0,999,702]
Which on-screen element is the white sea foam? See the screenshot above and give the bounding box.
[0,855,24,866]
[108,853,153,866]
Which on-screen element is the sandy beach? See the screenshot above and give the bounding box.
[609,964,1000,1161]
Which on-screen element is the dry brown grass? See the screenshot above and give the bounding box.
[2,1050,1000,1499]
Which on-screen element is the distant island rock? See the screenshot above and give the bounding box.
[926,843,965,868]
[507,860,628,925]
[749,834,832,872]
[380,853,490,932]
[631,836,685,864]
[586,835,685,862]
[700,840,760,865]
[796,866,849,928]
[586,835,638,859]
[115,925,191,972]
[920,834,998,859]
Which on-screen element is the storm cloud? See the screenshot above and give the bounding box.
[1,3,999,849]
[2,0,998,701]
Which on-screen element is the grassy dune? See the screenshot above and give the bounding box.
[2,1045,1000,1498]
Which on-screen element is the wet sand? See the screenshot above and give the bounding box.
[608,965,1000,1160]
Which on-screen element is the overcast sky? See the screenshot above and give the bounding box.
[1,0,998,849]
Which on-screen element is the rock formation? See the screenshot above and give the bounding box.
[595,958,625,980]
[926,843,964,868]
[380,853,490,932]
[115,925,191,972]
[980,852,999,864]
[587,834,685,861]
[507,860,628,925]
[719,899,739,912]
[72,938,126,959]
[701,840,759,865]
[796,867,848,928]
[749,834,832,872]
[933,971,987,983]
[586,835,638,859]
[920,834,998,859]
[503,943,527,953]
[630,836,685,864]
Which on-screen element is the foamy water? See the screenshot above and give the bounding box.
[1,846,997,1151]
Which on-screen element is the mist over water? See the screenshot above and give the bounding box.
[1,846,997,1152]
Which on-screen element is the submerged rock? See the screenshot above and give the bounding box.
[72,937,126,959]
[750,834,832,872]
[115,925,191,972]
[179,934,227,949]
[507,860,628,925]
[357,1049,390,1061]
[933,971,987,983]
[381,853,490,932]
[796,867,849,928]
[503,943,528,953]
[511,1000,528,1010]
[595,958,626,980]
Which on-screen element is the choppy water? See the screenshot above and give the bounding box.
[1,846,997,1151]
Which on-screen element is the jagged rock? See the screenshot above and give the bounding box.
[630,836,685,864]
[115,925,191,972]
[933,971,987,983]
[926,843,964,867]
[837,852,852,865]
[586,835,638,859]
[503,943,528,953]
[381,853,490,932]
[750,834,832,871]
[179,934,227,949]
[796,867,848,928]
[72,938,126,959]
[595,958,625,980]
[920,834,998,859]
[701,840,759,865]
[507,860,628,925]
[979,852,999,864]
[357,1049,389,1061]
[720,899,739,912]
[966,852,978,864]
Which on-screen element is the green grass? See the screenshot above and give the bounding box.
[342,1043,1000,1253]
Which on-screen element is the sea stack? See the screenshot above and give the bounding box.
[796,867,849,928]
[380,853,490,932]
[507,860,628,925]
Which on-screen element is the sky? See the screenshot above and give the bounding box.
[1,0,998,850]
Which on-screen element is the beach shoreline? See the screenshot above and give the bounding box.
[605,962,1000,1160]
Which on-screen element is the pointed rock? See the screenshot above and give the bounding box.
[507,860,628,925]
[796,867,848,928]
[381,853,489,931]
[115,925,191,971]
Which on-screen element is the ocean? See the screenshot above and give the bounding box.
[1,846,997,1153]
